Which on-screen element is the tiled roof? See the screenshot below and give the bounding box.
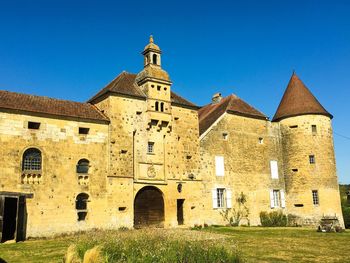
[273,73,332,121]
[88,71,197,109]
[0,90,109,122]
[199,94,267,136]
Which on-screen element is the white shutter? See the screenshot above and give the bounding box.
[212,189,218,209]
[270,190,275,208]
[280,190,286,208]
[215,156,224,176]
[270,160,279,179]
[226,189,232,208]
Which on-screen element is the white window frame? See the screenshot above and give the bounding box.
[215,156,225,176]
[212,188,232,209]
[270,189,285,208]
[270,160,279,179]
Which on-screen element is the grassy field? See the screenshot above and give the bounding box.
[0,227,349,262]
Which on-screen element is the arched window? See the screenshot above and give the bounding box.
[155,101,159,111]
[76,159,89,174]
[76,193,89,221]
[160,102,164,112]
[22,148,42,171]
[153,54,158,65]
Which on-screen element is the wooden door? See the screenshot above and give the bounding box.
[134,186,164,228]
[16,196,27,242]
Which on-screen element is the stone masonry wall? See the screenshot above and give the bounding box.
[200,113,285,226]
[280,115,344,226]
[0,112,109,237]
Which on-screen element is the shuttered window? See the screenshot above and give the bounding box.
[270,160,279,179]
[212,188,232,209]
[215,156,224,176]
[270,189,285,208]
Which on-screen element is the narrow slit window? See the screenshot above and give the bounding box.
[155,101,159,111]
[289,125,298,129]
[28,121,41,130]
[309,155,315,164]
[160,102,164,112]
[79,127,90,135]
[312,190,319,205]
[312,125,317,134]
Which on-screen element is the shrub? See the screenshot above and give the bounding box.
[342,206,350,229]
[260,211,287,227]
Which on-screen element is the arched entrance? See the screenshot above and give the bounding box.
[134,186,164,228]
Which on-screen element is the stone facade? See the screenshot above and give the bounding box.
[0,37,344,241]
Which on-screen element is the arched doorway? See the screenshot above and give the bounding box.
[134,186,164,228]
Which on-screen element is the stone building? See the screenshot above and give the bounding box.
[0,36,344,242]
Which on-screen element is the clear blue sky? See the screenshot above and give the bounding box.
[0,0,349,183]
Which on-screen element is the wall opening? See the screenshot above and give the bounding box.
[134,186,164,228]
[1,197,18,242]
[177,199,184,225]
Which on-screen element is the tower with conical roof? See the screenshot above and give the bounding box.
[274,73,344,226]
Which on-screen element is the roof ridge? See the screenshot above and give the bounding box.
[0,89,90,106]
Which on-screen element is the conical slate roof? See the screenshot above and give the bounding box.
[199,94,267,135]
[272,73,332,121]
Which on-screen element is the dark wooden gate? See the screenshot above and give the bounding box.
[134,186,164,228]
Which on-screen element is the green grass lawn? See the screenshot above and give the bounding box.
[203,227,350,262]
[0,227,349,262]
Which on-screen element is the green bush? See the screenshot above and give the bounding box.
[342,206,350,228]
[260,211,287,227]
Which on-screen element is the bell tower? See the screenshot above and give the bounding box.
[136,36,172,130]
[143,35,161,67]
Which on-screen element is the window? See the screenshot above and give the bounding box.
[259,137,264,144]
[312,190,319,205]
[155,101,159,111]
[157,85,161,91]
[222,133,228,140]
[77,159,89,174]
[270,189,285,208]
[312,125,317,134]
[309,155,315,164]
[153,54,158,65]
[289,125,298,129]
[76,193,89,221]
[215,156,224,176]
[160,102,164,112]
[270,160,279,179]
[217,188,225,208]
[22,148,42,171]
[148,142,154,154]
[79,127,89,135]
[28,121,40,130]
[212,188,232,209]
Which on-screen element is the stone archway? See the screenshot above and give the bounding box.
[134,186,164,228]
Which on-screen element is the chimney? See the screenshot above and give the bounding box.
[212,92,222,104]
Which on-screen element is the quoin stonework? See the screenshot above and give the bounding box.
[0,36,344,241]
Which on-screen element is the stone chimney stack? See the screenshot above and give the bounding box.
[212,93,222,104]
